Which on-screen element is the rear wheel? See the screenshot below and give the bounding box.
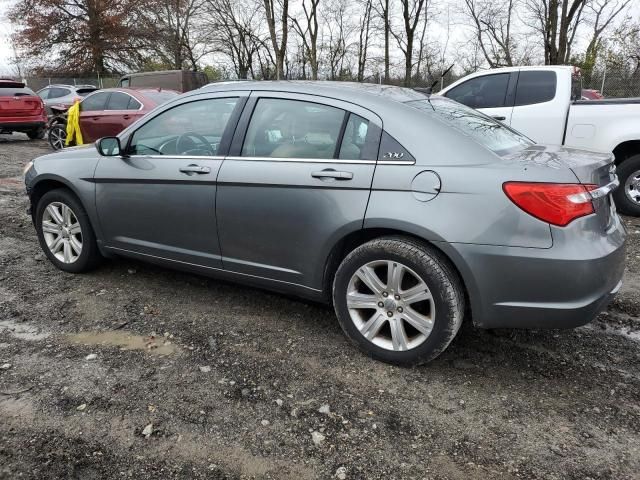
[27,128,45,140]
[332,237,465,366]
[35,189,101,273]
[48,124,67,150]
[613,154,640,216]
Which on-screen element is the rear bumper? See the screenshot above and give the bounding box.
[441,214,626,329]
[0,120,46,132]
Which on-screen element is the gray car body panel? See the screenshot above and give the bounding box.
[25,81,626,329]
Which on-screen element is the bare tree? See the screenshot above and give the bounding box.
[291,0,320,79]
[355,0,373,82]
[583,0,631,70]
[263,0,289,79]
[390,0,426,86]
[150,0,209,70]
[462,0,518,67]
[373,0,391,83]
[526,0,589,65]
[205,0,264,78]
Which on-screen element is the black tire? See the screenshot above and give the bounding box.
[48,124,67,150]
[613,153,640,216]
[332,237,465,366]
[27,128,45,140]
[35,188,101,273]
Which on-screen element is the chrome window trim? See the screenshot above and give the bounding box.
[225,156,377,165]
[128,155,226,161]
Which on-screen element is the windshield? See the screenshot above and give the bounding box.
[406,97,533,155]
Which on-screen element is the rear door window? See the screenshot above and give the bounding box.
[338,114,369,160]
[48,87,71,99]
[514,71,557,106]
[107,92,132,110]
[81,92,110,111]
[241,98,345,159]
[445,74,510,109]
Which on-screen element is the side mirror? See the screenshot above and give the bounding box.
[96,137,122,157]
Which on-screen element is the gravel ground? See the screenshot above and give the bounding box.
[1,133,639,480]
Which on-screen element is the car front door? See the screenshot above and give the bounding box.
[79,91,111,142]
[93,92,247,268]
[216,92,381,290]
[444,72,516,125]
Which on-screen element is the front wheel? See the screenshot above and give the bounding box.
[332,237,465,366]
[48,124,67,150]
[35,189,101,273]
[613,154,640,216]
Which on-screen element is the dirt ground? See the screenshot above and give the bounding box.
[0,133,639,480]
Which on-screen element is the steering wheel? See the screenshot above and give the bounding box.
[176,133,215,156]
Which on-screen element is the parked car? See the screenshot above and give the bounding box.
[24,82,625,365]
[437,66,640,215]
[117,70,208,92]
[581,88,604,100]
[48,87,179,150]
[36,84,98,115]
[0,79,47,139]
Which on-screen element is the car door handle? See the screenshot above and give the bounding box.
[179,164,211,175]
[123,115,130,120]
[311,169,353,180]
[492,115,506,121]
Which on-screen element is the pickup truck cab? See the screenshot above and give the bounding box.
[438,66,640,215]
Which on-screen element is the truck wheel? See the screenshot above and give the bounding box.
[27,128,45,140]
[332,237,465,366]
[613,154,640,216]
[48,124,67,150]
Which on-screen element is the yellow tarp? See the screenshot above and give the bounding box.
[65,100,83,146]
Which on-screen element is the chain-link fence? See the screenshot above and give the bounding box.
[23,75,121,91]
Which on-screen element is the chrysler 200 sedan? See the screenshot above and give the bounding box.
[24,81,625,365]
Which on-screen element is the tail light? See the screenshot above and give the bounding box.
[503,182,598,227]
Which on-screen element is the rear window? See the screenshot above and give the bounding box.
[0,87,36,96]
[514,71,557,106]
[408,97,533,155]
[141,90,179,105]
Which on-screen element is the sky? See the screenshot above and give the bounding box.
[0,0,639,77]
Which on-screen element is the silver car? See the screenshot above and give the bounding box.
[24,82,626,365]
[36,84,98,114]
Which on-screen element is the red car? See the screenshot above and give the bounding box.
[0,79,48,139]
[581,88,604,100]
[48,87,179,149]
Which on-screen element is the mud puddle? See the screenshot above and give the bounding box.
[65,331,180,355]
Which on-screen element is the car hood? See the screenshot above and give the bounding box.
[35,144,95,163]
[502,144,614,185]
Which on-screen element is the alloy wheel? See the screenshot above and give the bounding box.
[346,260,435,351]
[49,126,66,150]
[42,202,83,264]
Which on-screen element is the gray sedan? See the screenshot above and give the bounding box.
[24,82,625,365]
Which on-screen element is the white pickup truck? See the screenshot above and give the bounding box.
[438,66,640,215]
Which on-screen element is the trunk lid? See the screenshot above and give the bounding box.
[0,86,44,119]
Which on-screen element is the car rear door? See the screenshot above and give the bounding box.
[509,70,566,145]
[102,92,145,137]
[443,72,516,124]
[79,91,111,142]
[94,92,247,269]
[215,92,382,290]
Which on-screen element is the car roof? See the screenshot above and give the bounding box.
[199,80,427,106]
